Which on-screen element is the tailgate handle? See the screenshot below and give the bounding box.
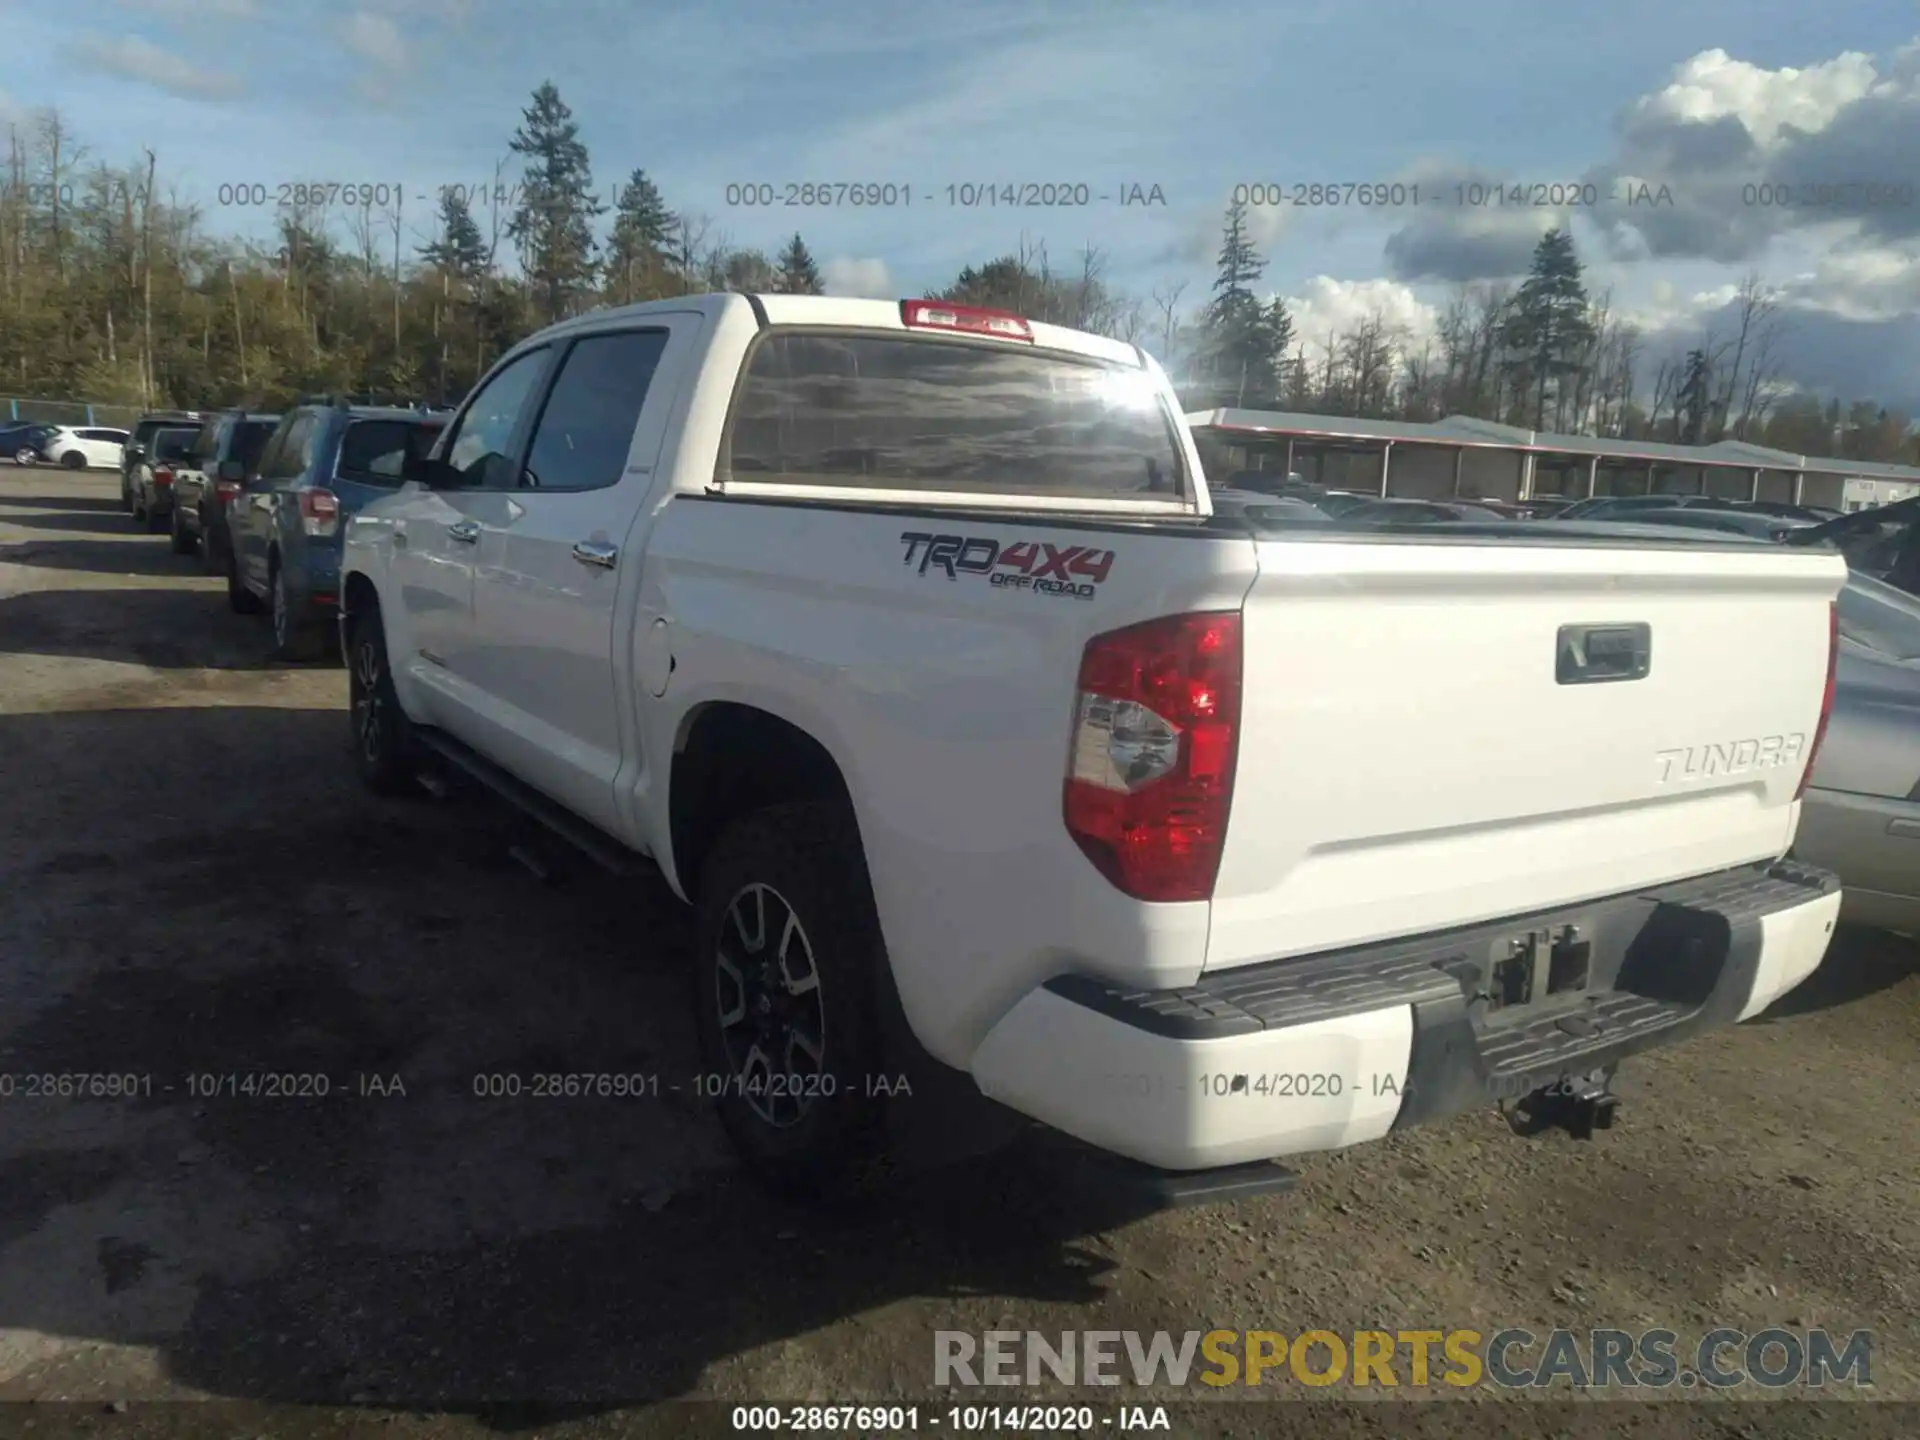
[1556,623,1651,684]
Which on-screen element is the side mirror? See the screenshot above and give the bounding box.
[126,443,146,461]
[217,459,245,482]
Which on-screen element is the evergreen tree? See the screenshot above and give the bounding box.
[1195,200,1291,408]
[1676,348,1714,443]
[775,232,823,294]
[1499,228,1595,431]
[417,189,487,280]
[506,81,604,323]
[604,168,675,305]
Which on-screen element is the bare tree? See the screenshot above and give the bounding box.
[1149,279,1186,367]
[1715,273,1777,439]
[1647,356,1678,439]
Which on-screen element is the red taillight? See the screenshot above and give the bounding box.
[298,486,340,537]
[1794,600,1839,802]
[215,478,243,504]
[900,299,1034,342]
[1063,611,1243,903]
[152,466,173,487]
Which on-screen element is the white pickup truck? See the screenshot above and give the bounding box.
[338,293,1847,1199]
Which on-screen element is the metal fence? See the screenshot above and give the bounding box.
[3,398,144,428]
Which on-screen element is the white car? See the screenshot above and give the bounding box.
[338,293,1848,1202]
[41,425,130,470]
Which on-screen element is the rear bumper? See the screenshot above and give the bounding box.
[968,860,1840,1171]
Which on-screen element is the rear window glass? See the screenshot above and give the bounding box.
[232,419,278,469]
[723,332,1186,500]
[153,428,200,460]
[339,418,445,484]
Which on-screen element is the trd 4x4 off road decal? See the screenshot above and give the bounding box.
[899,531,1115,600]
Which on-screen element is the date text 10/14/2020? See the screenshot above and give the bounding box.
[1101,1070,1603,1103]
[730,1405,1173,1433]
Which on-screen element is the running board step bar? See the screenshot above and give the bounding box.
[408,727,652,877]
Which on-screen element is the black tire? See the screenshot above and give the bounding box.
[346,606,416,796]
[61,450,85,470]
[226,546,262,614]
[693,802,887,1200]
[143,494,167,534]
[12,447,34,466]
[200,513,224,575]
[120,471,133,512]
[169,501,196,554]
[130,480,147,527]
[269,561,325,661]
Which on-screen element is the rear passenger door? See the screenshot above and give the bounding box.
[463,316,697,837]
[236,414,316,592]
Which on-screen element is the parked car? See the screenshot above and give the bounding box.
[1206,488,1333,524]
[1309,488,1381,517]
[1342,497,1513,523]
[3,421,61,464]
[128,425,204,531]
[1785,496,1920,595]
[121,411,204,509]
[1516,496,1579,518]
[226,401,448,660]
[1793,573,1920,936]
[39,424,130,470]
[168,409,281,564]
[336,294,1845,1200]
[1590,507,1812,543]
[1552,494,1725,521]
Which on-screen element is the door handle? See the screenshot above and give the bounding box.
[572,540,618,569]
[447,520,480,544]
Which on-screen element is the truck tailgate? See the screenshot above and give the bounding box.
[1205,533,1847,971]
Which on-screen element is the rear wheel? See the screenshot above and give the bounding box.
[61,450,85,470]
[130,480,148,526]
[12,447,34,466]
[200,512,224,575]
[168,501,196,555]
[120,471,133,512]
[693,802,887,1200]
[226,545,262,614]
[143,492,167,533]
[346,606,416,795]
[270,561,325,661]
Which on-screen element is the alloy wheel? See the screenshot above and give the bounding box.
[352,639,385,763]
[713,882,827,1129]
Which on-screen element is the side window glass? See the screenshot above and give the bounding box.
[260,416,316,482]
[445,348,548,488]
[520,331,669,491]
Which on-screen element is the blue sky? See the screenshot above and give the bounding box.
[6,0,1920,404]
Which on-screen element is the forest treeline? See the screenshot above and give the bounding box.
[1,81,1912,463]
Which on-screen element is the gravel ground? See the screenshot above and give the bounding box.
[0,462,1916,1438]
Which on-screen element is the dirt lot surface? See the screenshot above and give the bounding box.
[1,463,1916,1438]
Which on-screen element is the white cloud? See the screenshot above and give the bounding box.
[118,0,259,19]
[389,0,474,20]
[822,256,895,299]
[344,12,408,70]
[68,34,245,100]
[1281,276,1439,364]
[1778,244,1920,323]
[1627,47,1880,150]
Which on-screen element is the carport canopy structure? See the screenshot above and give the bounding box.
[1184,408,1920,511]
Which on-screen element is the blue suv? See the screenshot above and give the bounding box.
[226,399,449,659]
